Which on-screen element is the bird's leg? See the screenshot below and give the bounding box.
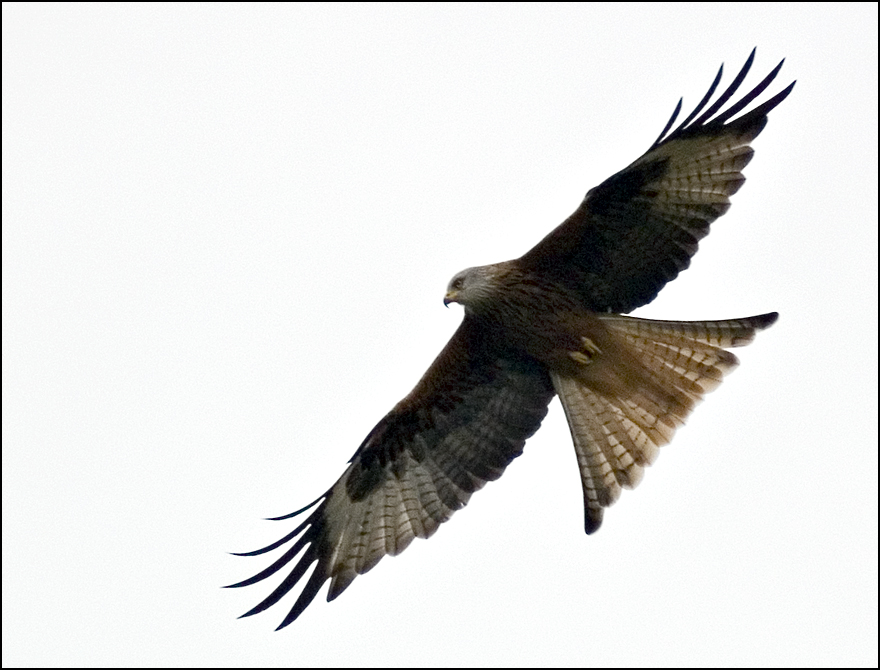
[568,337,603,365]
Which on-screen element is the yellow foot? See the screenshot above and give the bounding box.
[568,337,603,365]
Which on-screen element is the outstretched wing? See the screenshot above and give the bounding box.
[519,49,795,313]
[226,317,555,629]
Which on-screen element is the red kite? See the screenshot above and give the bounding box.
[228,49,793,629]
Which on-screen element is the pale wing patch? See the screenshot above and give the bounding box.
[325,451,477,600]
[638,137,756,206]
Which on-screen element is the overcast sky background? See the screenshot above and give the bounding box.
[4,3,877,667]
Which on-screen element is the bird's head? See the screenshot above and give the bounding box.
[443,265,499,311]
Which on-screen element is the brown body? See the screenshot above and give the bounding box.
[442,259,777,531]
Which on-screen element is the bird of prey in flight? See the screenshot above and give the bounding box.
[228,49,794,630]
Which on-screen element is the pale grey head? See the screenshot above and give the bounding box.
[443,264,501,310]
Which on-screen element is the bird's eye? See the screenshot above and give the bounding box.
[453,278,464,290]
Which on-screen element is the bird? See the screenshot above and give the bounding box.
[227,49,794,630]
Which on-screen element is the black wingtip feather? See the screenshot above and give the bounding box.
[650,49,793,151]
[651,97,683,149]
[236,544,321,621]
[691,48,755,127]
[227,494,335,628]
[228,519,309,557]
[710,57,786,126]
[225,532,313,589]
[729,79,796,130]
[274,562,329,630]
[669,63,724,138]
[266,494,325,521]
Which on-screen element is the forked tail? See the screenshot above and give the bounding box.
[550,312,777,533]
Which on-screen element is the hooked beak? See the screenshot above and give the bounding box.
[443,292,457,308]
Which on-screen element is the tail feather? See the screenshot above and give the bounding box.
[552,312,777,534]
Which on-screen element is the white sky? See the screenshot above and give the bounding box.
[3,3,877,667]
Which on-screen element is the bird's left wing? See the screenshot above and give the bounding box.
[226,316,554,629]
[518,49,794,313]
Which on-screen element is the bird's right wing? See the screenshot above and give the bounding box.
[226,316,555,629]
[519,49,794,314]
